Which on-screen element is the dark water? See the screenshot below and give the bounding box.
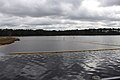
[0,51,120,80]
[0,36,120,80]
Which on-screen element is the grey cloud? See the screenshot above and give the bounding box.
[0,0,120,30]
[0,14,21,26]
[0,0,62,17]
[67,8,120,22]
[25,18,77,26]
[69,13,120,21]
[1,0,119,21]
[101,0,120,6]
[0,0,82,17]
[103,21,120,27]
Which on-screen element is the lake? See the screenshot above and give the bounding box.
[0,36,120,55]
[0,36,120,80]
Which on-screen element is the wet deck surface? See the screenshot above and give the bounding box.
[0,50,120,80]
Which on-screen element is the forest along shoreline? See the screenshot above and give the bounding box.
[0,37,20,45]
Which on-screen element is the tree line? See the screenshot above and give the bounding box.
[0,28,120,36]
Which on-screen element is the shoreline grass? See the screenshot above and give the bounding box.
[0,37,20,45]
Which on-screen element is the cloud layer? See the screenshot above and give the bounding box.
[0,0,120,30]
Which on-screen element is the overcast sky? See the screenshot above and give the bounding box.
[0,0,120,30]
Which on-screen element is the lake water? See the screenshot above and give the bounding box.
[0,36,120,80]
[1,36,120,54]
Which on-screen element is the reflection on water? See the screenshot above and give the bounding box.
[0,50,120,80]
[1,36,120,80]
[1,36,120,54]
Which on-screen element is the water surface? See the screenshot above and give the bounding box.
[0,36,120,54]
[0,36,120,80]
[0,50,120,80]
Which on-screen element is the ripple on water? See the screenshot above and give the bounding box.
[0,50,120,79]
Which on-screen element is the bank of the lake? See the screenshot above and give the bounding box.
[0,37,20,45]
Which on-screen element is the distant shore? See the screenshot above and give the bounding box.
[1,28,120,36]
[0,37,20,45]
